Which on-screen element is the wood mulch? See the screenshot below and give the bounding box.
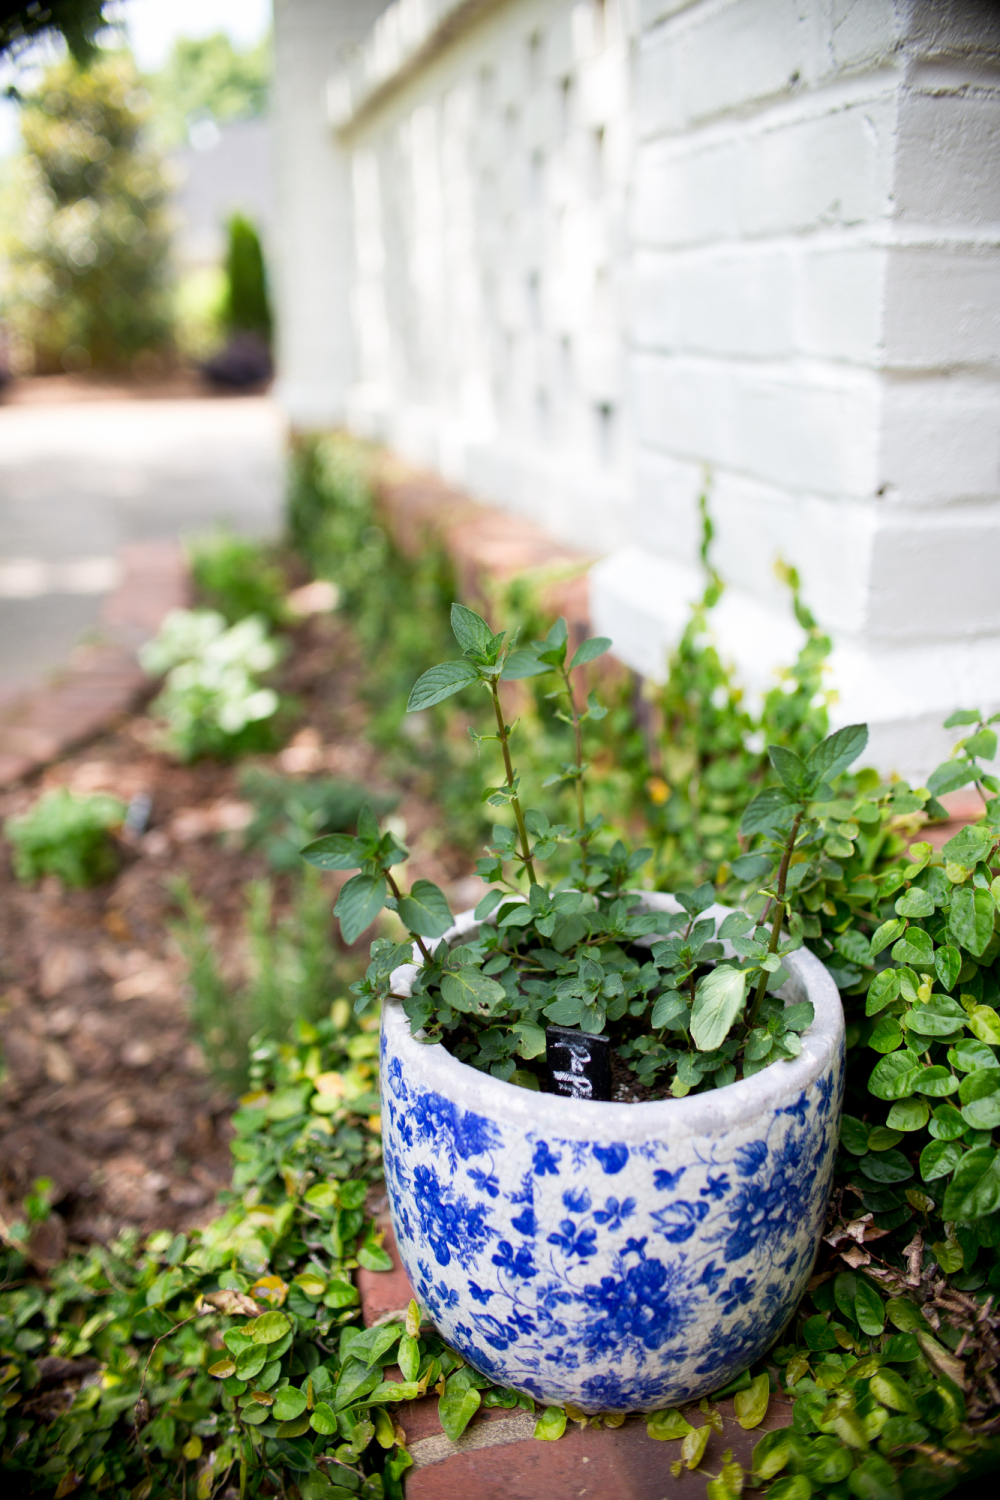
[0,611,478,1261]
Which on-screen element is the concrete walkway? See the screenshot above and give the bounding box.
[0,392,286,702]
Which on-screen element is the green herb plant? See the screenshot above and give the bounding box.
[301,604,865,1101]
[140,607,282,761]
[4,786,125,887]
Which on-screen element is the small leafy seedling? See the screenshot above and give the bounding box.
[4,787,125,887]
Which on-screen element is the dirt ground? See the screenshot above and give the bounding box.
[0,611,478,1258]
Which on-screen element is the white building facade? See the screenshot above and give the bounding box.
[272,0,1000,777]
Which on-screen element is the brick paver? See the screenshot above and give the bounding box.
[358,1218,791,1498]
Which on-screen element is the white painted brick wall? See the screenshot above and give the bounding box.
[274,0,1000,776]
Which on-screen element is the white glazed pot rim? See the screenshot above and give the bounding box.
[384,890,843,1144]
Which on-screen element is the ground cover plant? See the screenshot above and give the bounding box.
[4,787,125,888]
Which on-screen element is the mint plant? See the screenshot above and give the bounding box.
[302,604,868,1100]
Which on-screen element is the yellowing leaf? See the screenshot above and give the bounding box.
[248,1276,288,1308]
[733,1372,770,1429]
[533,1405,567,1441]
[682,1423,710,1469]
[312,1071,344,1097]
[182,1436,203,1460]
[405,1299,421,1338]
[647,1407,693,1440]
[208,1358,235,1379]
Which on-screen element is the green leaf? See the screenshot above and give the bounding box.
[651,990,688,1029]
[234,1344,267,1380]
[949,1037,1000,1072]
[273,1385,308,1421]
[768,744,806,794]
[501,648,549,679]
[891,927,934,966]
[895,888,934,918]
[948,886,996,957]
[300,833,362,871]
[439,1374,481,1442]
[752,1428,795,1481]
[765,1477,812,1500]
[848,1452,905,1500]
[647,1406,693,1440]
[969,1005,1000,1045]
[927,759,979,797]
[440,966,507,1016]
[731,853,773,881]
[733,1372,770,1429]
[886,1099,929,1132]
[570,635,612,668]
[407,658,479,711]
[334,1357,382,1411]
[397,880,453,938]
[854,1278,886,1336]
[335,874,387,945]
[869,1369,916,1414]
[249,1311,291,1345]
[357,1243,394,1272]
[840,1115,870,1154]
[944,709,982,728]
[962,1092,1000,1130]
[804,722,869,787]
[310,1402,338,1435]
[935,945,962,991]
[869,1051,920,1100]
[962,727,998,760]
[941,824,995,869]
[942,1145,1000,1220]
[913,1065,959,1097]
[869,912,911,960]
[866,969,900,1015]
[919,1138,963,1181]
[534,1405,567,1441]
[450,602,495,656]
[859,1150,913,1183]
[690,966,748,1051]
[512,1020,547,1058]
[740,786,794,836]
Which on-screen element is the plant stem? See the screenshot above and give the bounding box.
[490,682,538,885]
[385,870,433,963]
[747,807,804,1029]
[559,663,589,872]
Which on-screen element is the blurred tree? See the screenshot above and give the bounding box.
[148,31,270,148]
[1,51,172,374]
[223,212,271,341]
[0,1,108,64]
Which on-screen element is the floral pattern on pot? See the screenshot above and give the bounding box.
[380,899,845,1412]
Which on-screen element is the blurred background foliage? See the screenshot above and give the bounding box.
[146,30,270,149]
[1,50,172,374]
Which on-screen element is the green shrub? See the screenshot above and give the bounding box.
[287,434,489,851]
[147,30,270,148]
[140,607,282,761]
[188,528,288,628]
[223,213,271,340]
[1,51,171,374]
[4,786,124,886]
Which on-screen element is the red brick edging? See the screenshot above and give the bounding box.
[0,540,189,788]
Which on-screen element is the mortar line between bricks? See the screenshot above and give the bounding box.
[407,1411,539,1469]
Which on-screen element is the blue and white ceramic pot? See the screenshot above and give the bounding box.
[380,894,844,1412]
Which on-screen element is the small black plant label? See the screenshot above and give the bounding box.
[545,1025,611,1101]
